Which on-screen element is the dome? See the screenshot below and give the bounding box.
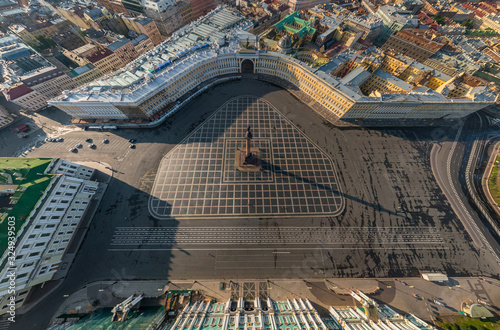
[278,35,292,49]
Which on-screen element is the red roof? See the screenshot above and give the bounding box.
[86,48,113,63]
[17,124,28,132]
[6,84,33,101]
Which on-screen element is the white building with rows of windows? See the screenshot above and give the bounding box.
[0,158,97,315]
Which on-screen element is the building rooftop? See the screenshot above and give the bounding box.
[50,6,496,108]
[426,53,480,75]
[131,33,149,46]
[274,12,316,38]
[0,157,55,257]
[392,30,444,52]
[86,48,114,63]
[68,63,96,77]
[4,83,32,100]
[53,6,250,102]
[340,66,372,86]
[65,306,165,329]
[108,37,131,51]
[377,5,418,26]
[374,68,413,91]
[408,61,452,81]
[0,34,58,89]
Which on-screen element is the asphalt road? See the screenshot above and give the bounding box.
[431,112,500,265]
[3,79,500,329]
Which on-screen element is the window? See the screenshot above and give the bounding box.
[40,233,50,237]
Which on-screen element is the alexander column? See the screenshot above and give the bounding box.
[245,126,253,161]
[236,126,261,171]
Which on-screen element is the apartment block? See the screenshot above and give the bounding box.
[177,0,194,25]
[108,37,139,64]
[67,64,104,85]
[380,54,412,75]
[56,4,92,30]
[3,83,49,112]
[189,0,216,20]
[131,34,154,55]
[143,0,183,35]
[0,35,77,111]
[360,68,413,95]
[381,30,444,62]
[376,5,418,42]
[97,0,129,14]
[0,105,14,130]
[85,48,125,75]
[119,15,162,46]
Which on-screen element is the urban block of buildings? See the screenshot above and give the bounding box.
[0,35,77,112]
[49,6,498,125]
[0,157,98,314]
[164,295,434,330]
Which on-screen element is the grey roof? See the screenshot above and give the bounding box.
[131,34,149,46]
[108,37,131,51]
[84,8,104,20]
[374,69,413,91]
[341,66,372,86]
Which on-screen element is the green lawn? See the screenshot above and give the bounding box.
[439,315,500,330]
[0,158,55,256]
[488,157,500,207]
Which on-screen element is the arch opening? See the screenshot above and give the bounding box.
[241,59,254,73]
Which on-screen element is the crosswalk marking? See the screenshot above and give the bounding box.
[110,226,445,247]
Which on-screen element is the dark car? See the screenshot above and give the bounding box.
[89,144,96,149]
[129,144,136,149]
[86,138,93,143]
[102,139,109,144]
[128,139,136,143]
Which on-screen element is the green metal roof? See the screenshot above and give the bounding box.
[274,12,317,38]
[0,157,54,257]
[67,307,165,329]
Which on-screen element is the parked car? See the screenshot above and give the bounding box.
[129,144,136,149]
[88,144,96,149]
[128,139,136,143]
[86,138,93,143]
[56,138,63,142]
[70,148,77,153]
[102,139,109,144]
[75,144,83,148]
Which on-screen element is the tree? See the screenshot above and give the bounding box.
[460,19,474,30]
[433,15,446,25]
